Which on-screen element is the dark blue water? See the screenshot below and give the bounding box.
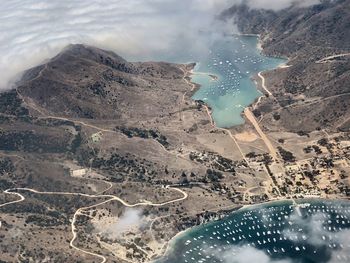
[126,33,350,263]
[156,199,350,263]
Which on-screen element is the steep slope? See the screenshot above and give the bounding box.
[0,44,252,262]
[222,0,350,56]
[222,0,350,132]
[16,44,184,122]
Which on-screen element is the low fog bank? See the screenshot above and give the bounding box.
[0,0,232,90]
[0,0,321,90]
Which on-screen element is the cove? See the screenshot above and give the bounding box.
[191,35,285,128]
[127,34,285,128]
[156,199,350,263]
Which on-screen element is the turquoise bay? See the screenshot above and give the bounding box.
[191,35,285,128]
[151,35,350,263]
[128,34,285,128]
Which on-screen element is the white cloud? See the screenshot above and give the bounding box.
[0,0,232,90]
[282,208,350,262]
[0,0,322,90]
[225,246,292,263]
[282,210,327,246]
[201,205,350,263]
[328,229,350,263]
[95,208,144,238]
[204,245,293,263]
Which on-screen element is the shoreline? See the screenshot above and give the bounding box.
[189,63,219,85]
[180,63,201,98]
[152,202,243,262]
[153,193,350,262]
[156,58,350,255]
[249,33,292,114]
[184,32,286,123]
[155,34,347,262]
[186,34,291,131]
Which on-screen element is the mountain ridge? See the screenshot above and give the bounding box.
[16,44,184,120]
[222,0,350,132]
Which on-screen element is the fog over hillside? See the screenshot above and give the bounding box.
[0,0,321,89]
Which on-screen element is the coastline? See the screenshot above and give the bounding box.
[154,33,348,263]
[183,34,286,130]
[151,227,186,262]
[233,33,262,51]
[250,33,292,109]
[153,194,350,262]
[152,203,242,262]
[180,63,201,98]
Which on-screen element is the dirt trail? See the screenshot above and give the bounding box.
[244,108,278,160]
[1,184,188,263]
[316,53,350,63]
[0,190,25,208]
[258,71,273,97]
[16,89,173,155]
[180,66,250,165]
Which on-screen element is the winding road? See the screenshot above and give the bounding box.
[0,190,25,208]
[315,53,350,64]
[258,71,273,97]
[0,184,188,262]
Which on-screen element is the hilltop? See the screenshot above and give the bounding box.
[0,9,350,262]
[17,44,184,121]
[0,44,252,262]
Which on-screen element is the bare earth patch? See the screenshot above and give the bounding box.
[234,131,259,142]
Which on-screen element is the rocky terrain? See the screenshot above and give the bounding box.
[1,2,350,262]
[222,0,350,132]
[17,44,184,122]
[0,45,261,262]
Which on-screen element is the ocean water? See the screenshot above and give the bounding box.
[129,35,350,262]
[156,199,350,263]
[191,35,285,128]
